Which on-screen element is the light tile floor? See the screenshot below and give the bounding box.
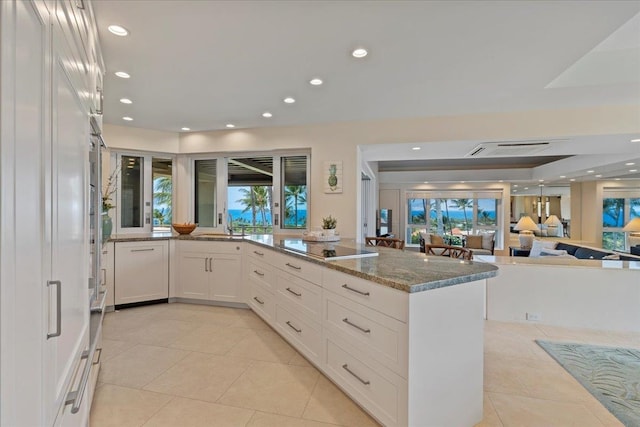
[91,303,640,427]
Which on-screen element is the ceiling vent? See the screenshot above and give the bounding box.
[465,141,552,158]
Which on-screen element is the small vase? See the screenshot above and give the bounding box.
[323,228,335,237]
[101,212,113,243]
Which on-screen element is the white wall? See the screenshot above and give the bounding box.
[102,105,640,237]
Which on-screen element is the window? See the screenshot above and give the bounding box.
[282,155,307,229]
[114,152,175,233]
[152,159,172,231]
[227,156,273,234]
[192,152,309,235]
[194,159,217,228]
[602,192,640,251]
[120,155,143,228]
[405,191,501,246]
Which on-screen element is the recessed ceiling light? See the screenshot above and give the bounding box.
[524,187,529,190]
[625,162,635,166]
[560,175,566,178]
[498,180,503,183]
[352,48,368,58]
[460,181,465,184]
[615,178,621,181]
[631,139,640,142]
[630,169,638,172]
[423,181,429,184]
[587,170,594,173]
[262,112,273,118]
[595,174,602,178]
[538,179,544,182]
[513,185,518,187]
[122,116,133,121]
[570,178,576,182]
[226,124,235,128]
[108,25,128,36]
[283,97,295,104]
[181,127,190,131]
[115,71,130,79]
[309,78,323,86]
[119,98,132,104]
[412,147,421,151]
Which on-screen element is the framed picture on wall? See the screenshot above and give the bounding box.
[323,161,343,193]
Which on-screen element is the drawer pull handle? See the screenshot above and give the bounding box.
[253,250,264,256]
[285,287,302,297]
[253,296,264,305]
[286,320,302,333]
[342,364,370,385]
[131,248,154,252]
[342,318,371,334]
[253,270,265,277]
[285,262,301,270]
[204,258,209,272]
[341,284,370,296]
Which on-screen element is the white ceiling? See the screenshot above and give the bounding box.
[94,0,640,133]
[93,1,640,186]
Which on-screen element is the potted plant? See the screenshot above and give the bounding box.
[322,215,337,236]
[101,165,120,242]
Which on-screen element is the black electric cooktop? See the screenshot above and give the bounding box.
[278,239,378,261]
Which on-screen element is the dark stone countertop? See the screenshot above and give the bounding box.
[107,232,498,293]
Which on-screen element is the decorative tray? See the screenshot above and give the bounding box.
[302,235,341,242]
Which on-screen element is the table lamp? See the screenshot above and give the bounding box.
[623,218,640,248]
[514,216,538,249]
[544,214,561,236]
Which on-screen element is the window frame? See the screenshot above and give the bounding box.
[110,150,176,235]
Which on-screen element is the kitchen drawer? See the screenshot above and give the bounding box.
[248,283,275,325]
[272,251,323,285]
[248,245,275,264]
[248,258,275,291]
[276,270,322,323]
[180,240,242,255]
[275,304,321,364]
[323,268,408,322]
[324,290,408,378]
[324,333,407,427]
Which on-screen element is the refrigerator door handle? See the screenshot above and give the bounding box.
[47,280,62,339]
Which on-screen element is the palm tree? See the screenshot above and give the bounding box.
[603,198,625,227]
[432,199,444,235]
[153,176,172,223]
[237,187,258,226]
[450,199,473,231]
[256,186,271,226]
[285,185,307,226]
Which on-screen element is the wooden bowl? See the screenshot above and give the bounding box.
[172,223,197,235]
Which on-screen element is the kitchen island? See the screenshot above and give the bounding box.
[106,233,498,426]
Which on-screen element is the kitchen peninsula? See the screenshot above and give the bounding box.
[105,233,498,426]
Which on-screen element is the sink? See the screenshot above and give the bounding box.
[193,233,244,239]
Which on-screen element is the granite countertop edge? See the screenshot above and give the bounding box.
[107,233,498,293]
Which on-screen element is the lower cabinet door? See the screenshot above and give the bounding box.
[324,333,407,427]
[248,283,275,324]
[210,253,241,303]
[178,251,210,300]
[114,241,169,305]
[275,304,321,364]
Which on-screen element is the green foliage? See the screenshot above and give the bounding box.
[322,215,337,229]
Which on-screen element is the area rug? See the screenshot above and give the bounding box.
[536,340,640,427]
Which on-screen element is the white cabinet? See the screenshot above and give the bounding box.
[177,241,243,304]
[114,241,169,305]
[1,0,102,425]
[102,242,115,308]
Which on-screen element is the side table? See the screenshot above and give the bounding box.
[509,246,531,257]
